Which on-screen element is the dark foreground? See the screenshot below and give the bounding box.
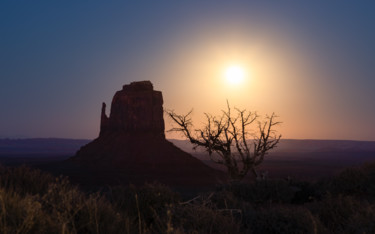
[1,161,375,233]
[1,138,375,233]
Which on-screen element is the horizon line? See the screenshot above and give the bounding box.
[1,137,375,143]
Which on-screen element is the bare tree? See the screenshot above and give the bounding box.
[166,102,281,181]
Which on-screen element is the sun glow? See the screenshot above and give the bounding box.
[225,65,245,84]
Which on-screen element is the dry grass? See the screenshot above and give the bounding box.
[1,161,375,233]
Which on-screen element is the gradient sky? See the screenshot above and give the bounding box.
[1,1,375,140]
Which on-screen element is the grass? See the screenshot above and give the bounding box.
[0,161,375,233]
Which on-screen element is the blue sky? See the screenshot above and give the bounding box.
[1,1,375,140]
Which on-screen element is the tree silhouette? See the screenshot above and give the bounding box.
[166,102,281,181]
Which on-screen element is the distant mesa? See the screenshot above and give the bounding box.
[70,81,223,186]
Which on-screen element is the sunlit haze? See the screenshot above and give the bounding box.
[1,2,375,141]
[225,65,245,85]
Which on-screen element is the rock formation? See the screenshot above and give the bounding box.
[99,81,164,137]
[70,81,223,186]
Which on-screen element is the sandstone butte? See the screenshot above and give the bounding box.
[68,81,224,186]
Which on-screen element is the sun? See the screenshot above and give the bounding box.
[225,65,245,84]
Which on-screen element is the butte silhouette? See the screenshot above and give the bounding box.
[68,81,223,186]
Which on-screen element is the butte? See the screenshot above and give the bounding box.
[68,81,223,187]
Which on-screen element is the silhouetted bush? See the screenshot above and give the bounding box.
[173,203,240,234]
[244,206,327,234]
[224,179,296,204]
[290,181,318,204]
[360,161,375,198]
[211,189,249,210]
[0,189,46,233]
[324,161,375,200]
[0,166,128,233]
[309,193,375,233]
[330,167,368,195]
[107,182,242,233]
[41,177,126,233]
[107,182,180,232]
[0,165,54,196]
[346,203,375,233]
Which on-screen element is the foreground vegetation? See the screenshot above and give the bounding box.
[0,162,375,233]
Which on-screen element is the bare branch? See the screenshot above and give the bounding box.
[165,104,281,181]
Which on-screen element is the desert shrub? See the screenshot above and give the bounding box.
[109,183,180,210]
[362,161,375,177]
[290,181,318,204]
[322,161,375,200]
[210,190,249,210]
[107,182,180,233]
[330,167,368,196]
[309,193,375,233]
[108,183,243,233]
[0,189,46,233]
[225,180,296,204]
[0,168,128,234]
[173,204,240,234]
[0,165,54,196]
[360,161,375,198]
[2,163,375,233]
[75,193,128,233]
[244,205,326,234]
[41,177,126,233]
[346,203,375,233]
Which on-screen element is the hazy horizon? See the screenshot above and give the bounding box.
[1,136,375,143]
[1,2,375,141]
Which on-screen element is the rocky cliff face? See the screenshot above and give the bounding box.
[70,81,223,186]
[100,81,164,137]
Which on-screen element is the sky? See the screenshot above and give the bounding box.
[1,1,375,140]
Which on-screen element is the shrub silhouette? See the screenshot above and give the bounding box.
[310,193,375,233]
[0,166,127,233]
[220,180,296,204]
[0,189,45,233]
[173,203,240,234]
[107,182,180,232]
[324,160,375,200]
[0,165,54,196]
[245,206,327,234]
[41,177,126,233]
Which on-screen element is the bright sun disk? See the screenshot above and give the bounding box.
[225,66,245,84]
